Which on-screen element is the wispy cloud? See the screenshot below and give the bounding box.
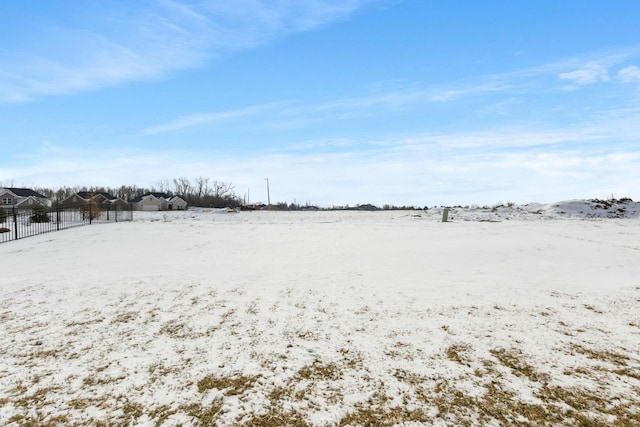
[142,102,288,135]
[617,65,640,83]
[141,81,519,135]
[468,47,640,93]
[0,1,375,104]
[140,47,640,136]
[559,63,610,85]
[197,0,370,36]
[388,127,609,153]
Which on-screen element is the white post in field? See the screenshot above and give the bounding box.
[265,177,271,209]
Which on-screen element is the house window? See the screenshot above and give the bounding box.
[2,198,12,205]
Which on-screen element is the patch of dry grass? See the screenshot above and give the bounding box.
[569,344,631,366]
[295,360,342,381]
[3,284,639,427]
[197,373,260,396]
[446,343,472,365]
[181,401,224,427]
[490,347,550,383]
[111,311,137,323]
[4,341,640,427]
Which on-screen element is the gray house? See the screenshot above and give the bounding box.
[59,191,130,210]
[0,188,51,212]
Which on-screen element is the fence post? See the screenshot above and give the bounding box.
[442,208,450,222]
[56,207,60,231]
[13,209,18,240]
[89,201,92,225]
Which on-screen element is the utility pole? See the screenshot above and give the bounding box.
[265,177,271,209]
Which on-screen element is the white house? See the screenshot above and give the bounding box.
[167,196,188,211]
[130,193,187,211]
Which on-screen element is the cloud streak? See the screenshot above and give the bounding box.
[0,0,374,104]
[141,46,640,137]
[559,63,609,85]
[617,65,640,82]
[142,102,289,135]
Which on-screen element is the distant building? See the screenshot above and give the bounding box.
[58,191,130,210]
[0,188,51,212]
[130,192,187,211]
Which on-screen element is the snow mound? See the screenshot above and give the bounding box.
[547,198,640,218]
[441,198,640,222]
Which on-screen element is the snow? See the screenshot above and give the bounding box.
[1,200,640,426]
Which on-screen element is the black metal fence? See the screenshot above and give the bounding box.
[0,204,133,244]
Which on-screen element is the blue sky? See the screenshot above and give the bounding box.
[2,0,639,206]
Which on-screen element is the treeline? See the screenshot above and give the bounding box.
[7,177,427,210]
[31,177,242,208]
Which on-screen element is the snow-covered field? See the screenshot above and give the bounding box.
[1,201,640,426]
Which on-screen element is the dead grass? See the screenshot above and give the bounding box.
[4,343,640,427]
[583,304,604,314]
[122,399,144,420]
[569,344,630,366]
[6,412,71,427]
[490,347,550,383]
[296,360,342,381]
[197,373,259,396]
[3,285,639,427]
[244,409,309,427]
[158,319,192,338]
[147,404,179,426]
[613,368,640,380]
[446,343,472,365]
[181,401,224,427]
[243,387,310,427]
[111,311,137,323]
[66,317,104,327]
[338,403,431,427]
[393,368,426,386]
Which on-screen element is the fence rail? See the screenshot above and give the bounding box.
[0,204,133,244]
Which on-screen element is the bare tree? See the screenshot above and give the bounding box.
[195,176,210,200]
[173,177,191,196]
[156,179,171,194]
[213,180,234,198]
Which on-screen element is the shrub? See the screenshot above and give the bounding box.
[80,199,102,220]
[30,204,51,223]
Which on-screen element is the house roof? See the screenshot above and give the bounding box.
[77,191,117,200]
[14,196,46,207]
[149,192,171,199]
[130,193,161,203]
[1,187,48,198]
[130,192,178,203]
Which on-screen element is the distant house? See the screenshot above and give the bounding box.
[167,195,188,211]
[0,187,51,212]
[130,192,187,211]
[59,191,130,210]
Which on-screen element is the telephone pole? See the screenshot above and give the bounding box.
[265,177,271,209]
